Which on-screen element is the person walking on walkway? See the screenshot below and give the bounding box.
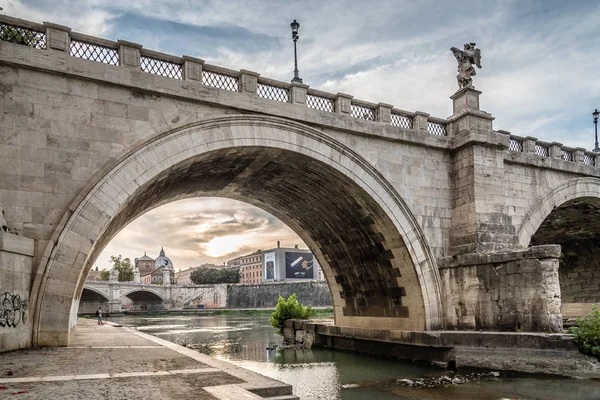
[96,307,104,325]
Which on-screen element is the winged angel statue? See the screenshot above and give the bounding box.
[450,43,482,89]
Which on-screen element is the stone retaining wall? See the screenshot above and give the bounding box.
[284,320,600,378]
[226,281,332,309]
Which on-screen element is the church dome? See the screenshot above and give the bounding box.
[155,247,174,270]
[137,251,154,262]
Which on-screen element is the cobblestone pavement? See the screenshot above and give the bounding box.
[0,319,294,399]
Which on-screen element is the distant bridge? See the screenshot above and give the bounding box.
[80,281,227,313]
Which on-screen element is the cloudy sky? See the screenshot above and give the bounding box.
[6,0,599,269]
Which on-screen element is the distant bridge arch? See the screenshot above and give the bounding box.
[120,288,166,302]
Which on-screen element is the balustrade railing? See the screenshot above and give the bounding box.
[306,92,335,112]
[390,111,413,129]
[70,33,119,65]
[202,67,239,92]
[350,103,376,121]
[257,78,289,103]
[0,22,45,49]
[509,137,524,152]
[561,149,574,162]
[535,143,550,157]
[140,51,182,80]
[427,120,448,136]
[584,153,597,166]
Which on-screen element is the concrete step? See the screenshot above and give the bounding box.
[264,396,300,400]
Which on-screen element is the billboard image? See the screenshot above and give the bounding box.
[264,252,275,280]
[285,252,314,279]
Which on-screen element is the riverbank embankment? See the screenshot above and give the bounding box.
[285,320,600,379]
[0,319,297,399]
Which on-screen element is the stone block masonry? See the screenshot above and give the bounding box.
[225,281,332,309]
[438,245,562,332]
[0,231,35,351]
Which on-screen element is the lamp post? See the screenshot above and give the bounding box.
[290,19,302,83]
[594,109,600,153]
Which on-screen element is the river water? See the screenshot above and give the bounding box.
[112,313,600,399]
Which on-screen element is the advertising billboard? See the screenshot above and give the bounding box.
[264,252,276,280]
[285,252,314,279]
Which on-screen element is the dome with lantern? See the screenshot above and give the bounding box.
[155,247,174,270]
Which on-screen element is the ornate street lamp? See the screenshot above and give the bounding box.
[290,19,302,83]
[594,109,600,153]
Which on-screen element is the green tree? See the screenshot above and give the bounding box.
[190,267,240,284]
[568,306,600,358]
[100,269,110,281]
[270,293,315,335]
[109,255,134,282]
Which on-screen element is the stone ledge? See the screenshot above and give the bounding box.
[287,320,577,351]
[505,151,600,177]
[437,244,561,269]
[0,231,34,256]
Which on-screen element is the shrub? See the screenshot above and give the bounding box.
[568,305,600,358]
[270,293,315,335]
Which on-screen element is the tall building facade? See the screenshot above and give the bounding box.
[262,245,321,282]
[227,250,263,284]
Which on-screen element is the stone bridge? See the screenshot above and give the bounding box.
[1,15,600,350]
[78,281,227,314]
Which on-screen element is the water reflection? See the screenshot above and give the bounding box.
[114,314,600,400]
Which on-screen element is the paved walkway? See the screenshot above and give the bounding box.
[0,319,296,399]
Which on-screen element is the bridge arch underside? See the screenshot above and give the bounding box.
[99,147,426,323]
[529,197,600,318]
[122,290,164,311]
[77,288,109,315]
[34,117,443,346]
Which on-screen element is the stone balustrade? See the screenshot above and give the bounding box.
[505,132,597,168]
[0,14,447,138]
[0,13,596,165]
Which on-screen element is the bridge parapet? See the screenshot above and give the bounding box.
[504,133,599,175]
[0,14,448,139]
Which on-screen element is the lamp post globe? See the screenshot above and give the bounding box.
[290,19,300,40]
[594,109,599,153]
[290,19,302,83]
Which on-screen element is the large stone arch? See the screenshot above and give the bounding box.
[518,177,600,318]
[120,288,166,302]
[32,115,444,346]
[518,177,600,248]
[80,286,110,302]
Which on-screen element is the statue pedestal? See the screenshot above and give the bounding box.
[447,87,494,135]
[450,87,482,114]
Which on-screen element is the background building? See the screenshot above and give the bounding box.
[262,243,322,283]
[134,247,175,284]
[134,252,155,275]
[86,266,102,281]
[227,250,263,284]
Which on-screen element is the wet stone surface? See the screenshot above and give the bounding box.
[0,375,226,400]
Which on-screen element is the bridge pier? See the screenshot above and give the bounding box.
[438,245,562,332]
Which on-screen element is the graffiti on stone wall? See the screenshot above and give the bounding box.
[0,292,28,328]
